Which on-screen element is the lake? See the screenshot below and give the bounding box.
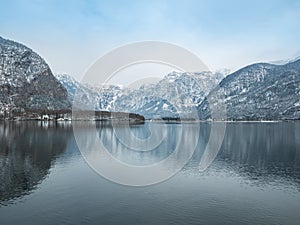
[0,121,300,225]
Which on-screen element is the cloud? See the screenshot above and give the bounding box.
[1,0,299,80]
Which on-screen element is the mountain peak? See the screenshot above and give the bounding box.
[0,36,70,117]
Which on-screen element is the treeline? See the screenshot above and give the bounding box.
[0,108,145,121]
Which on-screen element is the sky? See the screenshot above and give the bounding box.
[1,0,300,81]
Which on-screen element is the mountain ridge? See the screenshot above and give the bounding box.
[198,59,300,120]
[0,36,70,117]
[1,36,299,121]
[56,71,224,119]
[57,59,300,120]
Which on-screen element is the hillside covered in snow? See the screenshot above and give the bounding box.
[0,36,70,118]
[1,36,299,121]
[198,60,300,120]
[58,59,300,121]
[57,71,224,119]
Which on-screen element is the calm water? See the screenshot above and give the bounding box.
[0,121,300,225]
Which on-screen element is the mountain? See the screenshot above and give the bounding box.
[56,59,300,121]
[198,60,300,120]
[111,71,224,119]
[269,56,300,65]
[57,71,224,119]
[0,36,70,117]
[55,74,122,111]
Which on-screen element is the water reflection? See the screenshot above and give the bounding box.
[217,122,300,185]
[89,121,300,186]
[1,121,300,204]
[98,122,201,166]
[0,122,72,204]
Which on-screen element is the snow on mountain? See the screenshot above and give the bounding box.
[57,71,224,119]
[2,36,299,121]
[111,71,224,119]
[55,74,122,111]
[0,36,70,117]
[269,56,300,65]
[57,58,300,121]
[198,60,300,120]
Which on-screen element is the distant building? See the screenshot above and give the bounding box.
[42,115,49,120]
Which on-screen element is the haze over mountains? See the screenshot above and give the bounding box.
[1,36,299,120]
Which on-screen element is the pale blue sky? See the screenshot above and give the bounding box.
[1,0,300,79]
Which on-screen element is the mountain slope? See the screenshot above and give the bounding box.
[198,60,300,120]
[0,36,70,116]
[57,71,224,119]
[55,74,122,111]
[111,71,223,119]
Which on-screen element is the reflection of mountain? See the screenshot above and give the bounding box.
[0,122,72,203]
[97,122,201,166]
[95,122,300,184]
[217,122,300,183]
[1,121,299,205]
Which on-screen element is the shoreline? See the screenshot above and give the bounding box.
[1,119,299,123]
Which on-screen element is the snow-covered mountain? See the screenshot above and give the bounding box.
[57,71,224,119]
[0,36,70,116]
[112,71,224,119]
[198,60,300,120]
[55,74,122,111]
[269,56,300,65]
[55,58,300,121]
[55,59,300,121]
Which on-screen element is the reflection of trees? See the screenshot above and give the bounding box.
[0,122,72,203]
[218,122,300,182]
